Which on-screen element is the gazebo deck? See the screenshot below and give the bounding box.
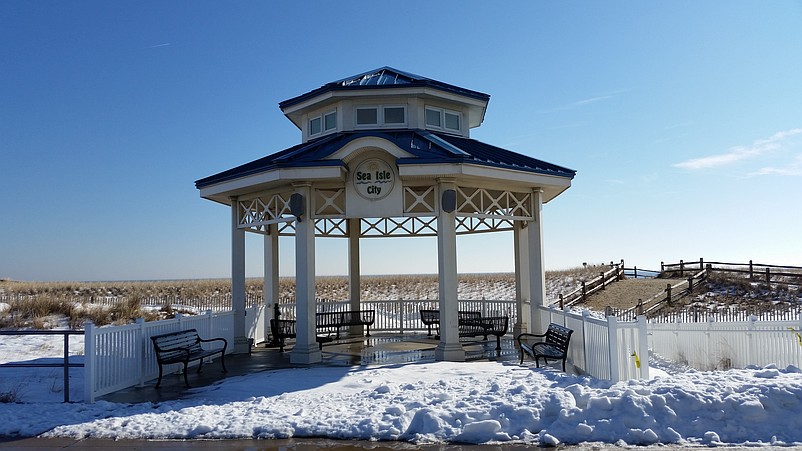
[101,333,520,404]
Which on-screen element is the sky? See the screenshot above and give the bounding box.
[2,1,802,281]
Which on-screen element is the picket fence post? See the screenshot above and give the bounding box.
[136,318,145,387]
[581,309,590,373]
[83,321,95,403]
[607,315,620,382]
[637,315,649,380]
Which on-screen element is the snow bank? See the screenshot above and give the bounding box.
[0,362,799,446]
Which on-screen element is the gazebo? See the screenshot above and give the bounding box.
[195,67,576,364]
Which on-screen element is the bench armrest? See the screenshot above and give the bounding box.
[199,337,228,349]
[516,332,546,346]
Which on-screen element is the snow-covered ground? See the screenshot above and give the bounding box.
[2,331,802,446]
[3,273,802,446]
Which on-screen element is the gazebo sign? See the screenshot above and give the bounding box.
[353,158,395,200]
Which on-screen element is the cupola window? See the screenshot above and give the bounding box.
[355,105,407,128]
[425,106,461,132]
[309,110,337,137]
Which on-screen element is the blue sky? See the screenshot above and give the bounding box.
[2,1,801,281]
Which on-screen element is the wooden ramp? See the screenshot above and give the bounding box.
[578,278,685,312]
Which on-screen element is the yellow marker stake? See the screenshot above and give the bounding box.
[631,351,641,369]
[788,328,802,346]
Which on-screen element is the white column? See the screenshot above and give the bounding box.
[264,223,279,344]
[435,180,465,361]
[513,220,531,337]
[290,184,321,364]
[528,189,546,335]
[231,198,249,354]
[347,218,363,336]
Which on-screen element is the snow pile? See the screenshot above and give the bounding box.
[1,362,801,446]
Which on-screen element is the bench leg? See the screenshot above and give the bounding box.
[182,362,190,388]
[155,365,165,389]
[365,324,370,337]
[495,335,501,352]
[220,353,227,373]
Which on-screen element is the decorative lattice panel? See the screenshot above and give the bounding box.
[403,186,437,216]
[456,187,533,220]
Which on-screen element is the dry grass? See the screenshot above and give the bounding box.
[6,262,789,329]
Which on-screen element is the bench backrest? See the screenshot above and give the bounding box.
[458,311,482,322]
[151,329,202,360]
[270,319,297,335]
[482,316,509,334]
[544,323,573,351]
[315,312,343,329]
[420,309,439,323]
[343,309,375,324]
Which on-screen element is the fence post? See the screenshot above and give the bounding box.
[749,260,754,280]
[661,261,665,273]
[699,257,704,270]
[607,316,620,382]
[398,300,404,334]
[679,260,684,277]
[633,266,638,279]
[766,267,771,285]
[83,321,95,403]
[581,309,590,374]
[747,315,756,367]
[637,315,649,380]
[601,272,605,290]
[666,284,672,305]
[688,276,694,293]
[63,333,71,403]
[136,318,145,387]
[559,294,564,309]
[581,281,587,303]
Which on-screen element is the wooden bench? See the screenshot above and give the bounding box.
[150,329,227,388]
[516,323,573,371]
[270,310,376,352]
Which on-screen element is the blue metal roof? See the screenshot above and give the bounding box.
[195,130,576,189]
[279,67,490,111]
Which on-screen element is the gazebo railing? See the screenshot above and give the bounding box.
[276,299,518,333]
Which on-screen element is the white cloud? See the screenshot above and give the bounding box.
[673,128,802,170]
[749,154,802,177]
[537,90,627,114]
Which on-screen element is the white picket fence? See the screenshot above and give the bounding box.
[537,306,650,382]
[83,305,266,402]
[81,299,802,403]
[648,317,802,371]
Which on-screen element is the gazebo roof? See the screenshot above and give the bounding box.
[279,67,490,111]
[195,130,576,189]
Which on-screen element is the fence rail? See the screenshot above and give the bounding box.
[275,299,518,333]
[560,263,625,308]
[0,330,84,402]
[662,258,802,285]
[537,306,649,382]
[83,311,236,402]
[649,317,802,370]
[614,269,708,321]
